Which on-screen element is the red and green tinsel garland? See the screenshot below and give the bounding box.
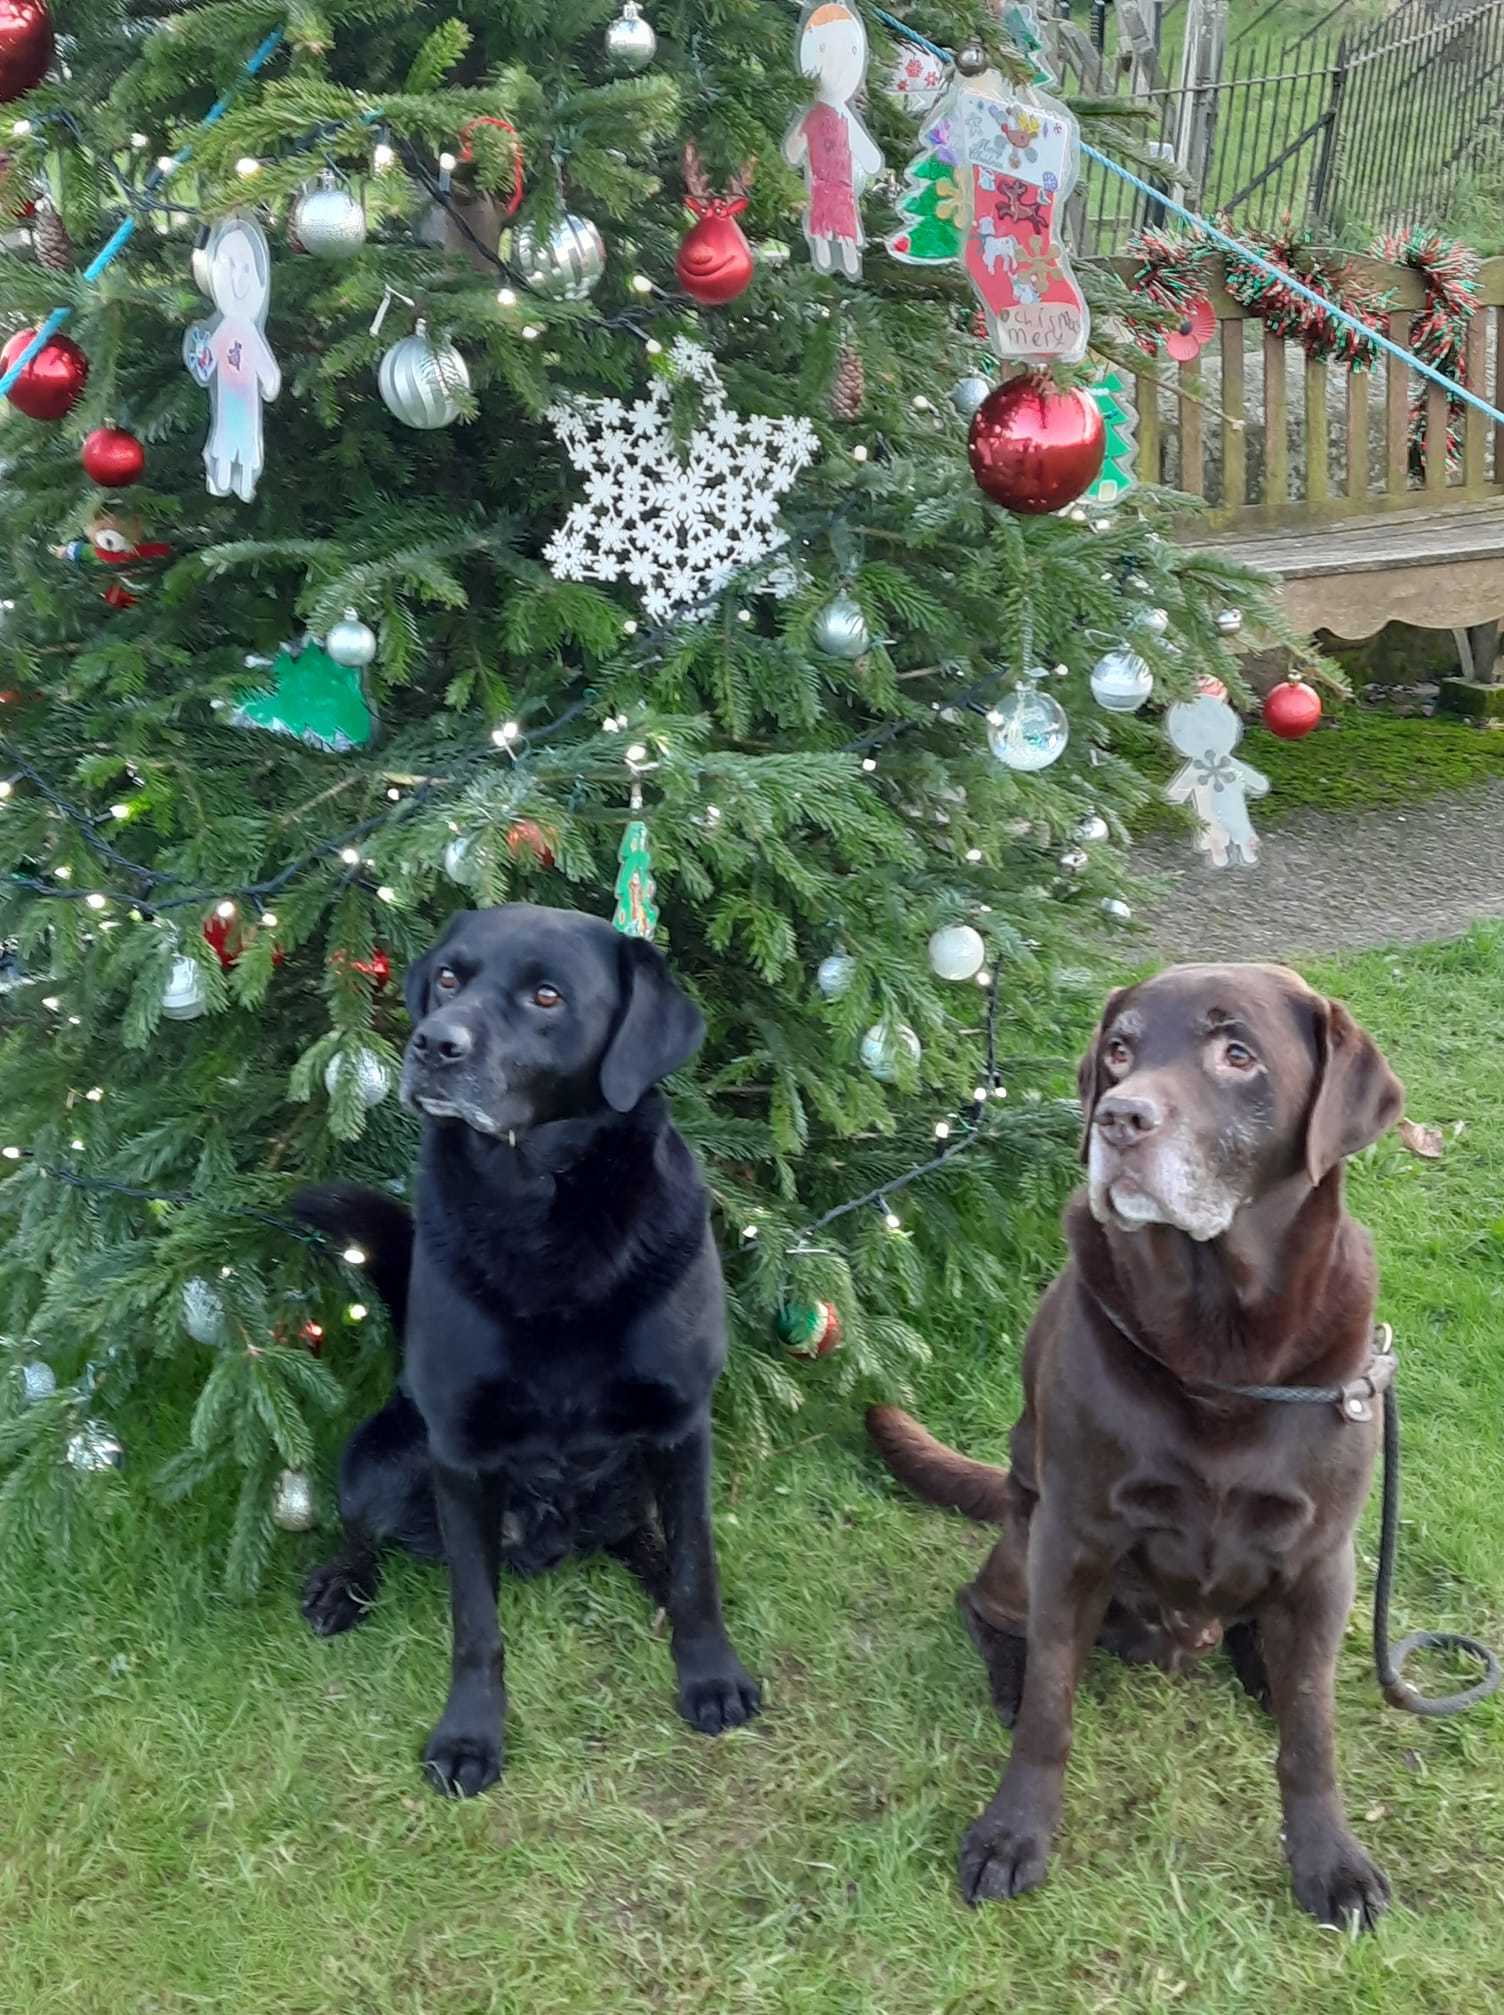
[1372,229,1479,473]
[1122,225,1217,358]
[1220,222,1390,371]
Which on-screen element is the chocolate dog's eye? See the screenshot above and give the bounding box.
[435,967,459,995]
[1104,1036,1132,1071]
[532,984,562,1009]
[1222,1039,1256,1069]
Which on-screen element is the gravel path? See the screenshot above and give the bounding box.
[1139,781,1504,961]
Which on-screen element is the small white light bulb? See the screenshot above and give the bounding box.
[11,119,32,138]
[235,156,261,179]
[625,742,648,764]
[386,786,401,801]
[347,1302,368,1322]
[373,142,396,171]
[630,273,652,295]
[976,970,993,988]
[965,848,983,863]
[259,911,277,929]
[342,1244,368,1267]
[85,893,107,911]
[438,151,457,173]
[861,756,877,773]
[376,885,397,904]
[109,802,130,820]
[741,1224,759,1241]
[991,1085,1008,1101]
[645,338,663,356]
[86,1086,105,1102]
[497,286,517,308]
[883,1209,901,1232]
[2,1145,22,1160]
[41,996,59,1011]
[70,1137,83,1151]
[156,154,177,177]
[852,444,869,463]
[53,865,72,881]
[130,132,149,150]
[0,779,12,798]
[934,1121,951,1140]
[339,847,360,865]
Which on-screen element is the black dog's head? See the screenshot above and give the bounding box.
[1077,962,1403,1242]
[400,905,705,1138]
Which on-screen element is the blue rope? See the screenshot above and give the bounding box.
[865,5,1504,432]
[0,27,286,399]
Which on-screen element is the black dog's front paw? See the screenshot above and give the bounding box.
[958,1807,1053,1905]
[301,1556,376,1637]
[422,1722,505,1799]
[1288,1827,1391,1932]
[676,1651,762,1736]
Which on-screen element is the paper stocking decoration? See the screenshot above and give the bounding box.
[784,1,883,279]
[183,214,281,503]
[1164,692,1268,868]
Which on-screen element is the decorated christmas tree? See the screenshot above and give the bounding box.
[0,3,1290,1588]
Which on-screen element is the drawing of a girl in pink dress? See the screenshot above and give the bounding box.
[783,1,883,278]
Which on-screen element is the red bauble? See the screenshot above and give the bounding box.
[0,1,53,106]
[506,818,557,869]
[676,210,755,306]
[81,424,145,489]
[1,325,87,420]
[1262,677,1322,740]
[333,946,393,989]
[967,377,1105,514]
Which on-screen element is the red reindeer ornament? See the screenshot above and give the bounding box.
[675,144,755,307]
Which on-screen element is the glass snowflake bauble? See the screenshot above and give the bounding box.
[272,1467,317,1531]
[325,1048,391,1109]
[182,1276,225,1344]
[545,338,818,623]
[861,1021,921,1080]
[1090,648,1153,714]
[928,924,986,981]
[951,373,992,420]
[19,1360,56,1403]
[161,953,208,1021]
[817,950,855,998]
[512,214,607,300]
[67,1420,124,1471]
[987,684,1069,771]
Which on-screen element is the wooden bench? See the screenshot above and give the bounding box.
[1109,253,1504,689]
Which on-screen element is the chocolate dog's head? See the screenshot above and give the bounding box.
[400,905,704,1138]
[1078,963,1402,1241]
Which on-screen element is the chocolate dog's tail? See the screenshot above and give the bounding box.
[866,1404,1011,1524]
[290,1183,412,1341]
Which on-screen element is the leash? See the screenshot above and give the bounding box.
[1096,1304,1501,1718]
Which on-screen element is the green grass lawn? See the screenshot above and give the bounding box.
[5,928,1504,2014]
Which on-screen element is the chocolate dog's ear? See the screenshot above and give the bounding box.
[1076,986,1130,1163]
[1304,997,1404,1186]
[599,936,706,1113]
[403,912,471,1024]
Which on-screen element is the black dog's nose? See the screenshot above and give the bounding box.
[1094,1093,1161,1148]
[413,1017,474,1067]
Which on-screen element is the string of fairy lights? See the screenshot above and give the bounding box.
[0,9,1103,1304]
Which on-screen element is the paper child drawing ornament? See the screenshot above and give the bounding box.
[183,214,281,503]
[1164,691,1269,869]
[783,1,883,279]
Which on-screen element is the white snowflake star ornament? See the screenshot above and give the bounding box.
[545,338,818,620]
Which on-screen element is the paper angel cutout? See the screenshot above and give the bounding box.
[784,1,883,279]
[183,214,281,503]
[1165,692,1269,869]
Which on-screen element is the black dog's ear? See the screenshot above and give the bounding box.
[1304,996,1404,1186]
[1076,985,1130,1163]
[599,936,705,1113]
[403,913,471,1024]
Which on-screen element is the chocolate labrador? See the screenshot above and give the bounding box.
[870,962,1404,1929]
[293,904,760,1796]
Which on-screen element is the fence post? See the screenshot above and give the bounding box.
[1310,35,1350,229]
[1174,0,1228,203]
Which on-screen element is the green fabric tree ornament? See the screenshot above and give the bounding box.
[231,639,378,754]
[1087,370,1138,505]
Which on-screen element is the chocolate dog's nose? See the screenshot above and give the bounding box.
[1094,1092,1161,1147]
[414,1017,474,1067]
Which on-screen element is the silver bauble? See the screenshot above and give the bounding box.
[272,1466,317,1531]
[950,374,991,420]
[511,214,607,300]
[378,326,469,430]
[190,231,213,298]
[814,592,870,660]
[1137,606,1171,637]
[1090,649,1154,714]
[954,39,989,75]
[1058,848,1089,874]
[1074,812,1110,845]
[604,1,657,73]
[1102,896,1134,924]
[927,923,986,982]
[987,686,1069,772]
[443,835,476,883]
[861,1021,921,1081]
[325,1048,391,1109]
[67,1421,124,1471]
[326,609,377,669]
[161,953,208,1021]
[19,1360,56,1403]
[291,174,367,259]
[182,1276,225,1345]
[816,951,855,999]
[1216,607,1244,636]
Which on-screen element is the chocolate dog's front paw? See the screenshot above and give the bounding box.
[1288,1829,1391,1932]
[958,1808,1052,1905]
[422,1723,504,1799]
[676,1653,762,1736]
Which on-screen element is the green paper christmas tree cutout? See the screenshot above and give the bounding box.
[612,819,659,940]
[886,130,964,266]
[1002,5,1055,87]
[231,639,377,754]
[1087,371,1138,505]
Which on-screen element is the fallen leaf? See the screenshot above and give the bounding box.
[1399,1118,1444,1160]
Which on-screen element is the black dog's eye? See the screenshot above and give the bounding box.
[434,967,460,995]
[1103,1036,1132,1071]
[1221,1039,1257,1070]
[532,984,563,1009]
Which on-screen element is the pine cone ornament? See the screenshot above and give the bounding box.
[831,340,865,421]
[32,200,73,273]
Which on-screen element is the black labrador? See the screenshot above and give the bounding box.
[294,904,760,1796]
[870,963,1404,1929]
